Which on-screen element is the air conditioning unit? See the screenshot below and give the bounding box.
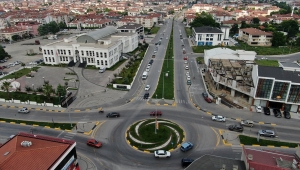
[21,141,32,147]
[248,154,253,160]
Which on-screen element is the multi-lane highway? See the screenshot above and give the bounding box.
[1,15,300,170]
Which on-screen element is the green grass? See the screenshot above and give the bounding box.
[85,65,97,70]
[106,59,127,71]
[192,44,300,55]
[40,63,68,67]
[185,27,192,37]
[255,59,279,67]
[239,135,298,147]
[153,25,174,99]
[150,26,160,34]
[196,57,204,64]
[0,117,74,130]
[0,68,32,80]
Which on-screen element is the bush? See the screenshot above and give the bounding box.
[239,135,298,147]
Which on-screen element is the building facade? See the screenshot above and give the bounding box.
[192,26,230,46]
[238,28,273,46]
[41,26,138,68]
[117,23,144,35]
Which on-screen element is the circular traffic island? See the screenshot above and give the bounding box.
[126,119,184,153]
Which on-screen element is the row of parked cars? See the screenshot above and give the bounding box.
[255,106,291,119]
[0,61,22,70]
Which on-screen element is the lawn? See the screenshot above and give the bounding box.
[153,24,174,99]
[0,117,74,130]
[107,59,127,71]
[239,135,298,148]
[150,26,160,34]
[196,57,204,64]
[0,68,32,80]
[192,44,300,55]
[255,59,279,67]
[185,27,192,37]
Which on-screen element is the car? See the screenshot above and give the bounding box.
[187,80,191,85]
[181,158,194,168]
[150,110,162,116]
[256,106,262,113]
[145,85,150,91]
[149,60,154,65]
[273,109,282,118]
[283,111,291,119]
[263,107,270,115]
[228,125,243,132]
[186,72,189,76]
[258,130,275,137]
[184,60,188,64]
[240,120,254,127]
[187,76,191,80]
[180,142,193,152]
[143,93,149,99]
[146,68,150,72]
[18,108,29,114]
[87,139,102,148]
[154,150,171,158]
[204,97,212,103]
[9,63,15,67]
[147,64,151,67]
[212,115,226,122]
[202,92,208,98]
[183,56,188,60]
[185,66,189,70]
[106,112,120,118]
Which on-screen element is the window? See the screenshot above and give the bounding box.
[271,81,289,101]
[210,34,213,37]
[105,60,107,65]
[104,53,107,58]
[81,50,84,56]
[210,38,213,41]
[49,57,51,62]
[61,50,63,54]
[114,48,117,54]
[287,85,300,103]
[51,50,53,55]
[101,60,103,65]
[255,79,273,99]
[45,57,48,62]
[92,51,95,56]
[60,56,62,61]
[97,60,99,65]
[89,51,92,56]
[66,57,68,61]
[91,58,94,63]
[100,52,103,58]
[63,57,65,61]
[68,50,71,55]
[47,50,50,55]
[86,51,89,56]
[44,50,46,54]
[88,58,91,63]
[63,50,66,55]
[198,34,202,41]
[206,38,209,41]
[96,52,99,57]
[206,34,209,37]
[52,57,55,62]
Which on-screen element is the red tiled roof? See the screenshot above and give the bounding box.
[0,132,74,170]
[240,28,272,36]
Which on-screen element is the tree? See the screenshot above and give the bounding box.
[127,3,131,6]
[189,12,220,28]
[0,46,11,60]
[56,84,66,97]
[224,6,228,10]
[15,7,20,10]
[168,10,175,15]
[149,9,153,12]
[240,21,250,29]
[1,81,12,98]
[12,35,21,41]
[295,37,300,46]
[280,20,299,38]
[230,23,239,34]
[104,8,111,12]
[43,84,54,100]
[272,31,286,47]
[252,18,260,24]
[58,21,67,29]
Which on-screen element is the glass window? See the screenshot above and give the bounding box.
[287,85,300,103]
[68,50,71,55]
[271,81,290,101]
[52,57,55,62]
[255,78,273,99]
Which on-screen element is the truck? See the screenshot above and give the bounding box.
[142,71,148,80]
[21,40,40,45]
[99,66,106,73]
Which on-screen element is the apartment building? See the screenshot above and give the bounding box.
[238,28,273,46]
[41,26,138,68]
[192,26,230,46]
[117,23,144,35]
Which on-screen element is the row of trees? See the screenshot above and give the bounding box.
[0,46,11,60]
[37,21,67,36]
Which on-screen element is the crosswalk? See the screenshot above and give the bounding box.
[176,100,189,104]
[134,96,190,104]
[232,145,242,153]
[62,132,77,140]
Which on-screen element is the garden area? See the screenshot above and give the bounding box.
[126,119,184,152]
[255,59,279,67]
[239,135,298,148]
[150,26,160,34]
[110,43,149,85]
[153,23,174,100]
[192,43,300,55]
[185,27,192,37]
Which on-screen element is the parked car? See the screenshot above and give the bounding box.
[180,142,193,152]
[202,92,208,98]
[154,150,171,158]
[185,66,189,70]
[18,108,29,114]
[187,80,191,85]
[263,107,270,115]
[143,93,149,99]
[87,139,102,148]
[145,85,150,91]
[186,72,189,76]
[273,109,282,118]
[187,76,191,80]
[150,110,162,116]
[228,125,243,132]
[204,97,212,103]
[283,111,291,119]
[258,130,275,137]
[149,60,154,65]
[106,112,120,118]
[212,115,226,122]
[240,120,254,127]
[256,106,262,113]
[181,158,194,168]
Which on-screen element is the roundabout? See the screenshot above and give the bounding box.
[126,119,185,152]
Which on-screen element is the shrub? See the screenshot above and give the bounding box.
[25,86,32,92]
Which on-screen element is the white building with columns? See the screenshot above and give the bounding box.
[41,26,138,68]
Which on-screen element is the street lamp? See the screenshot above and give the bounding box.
[162,71,169,99]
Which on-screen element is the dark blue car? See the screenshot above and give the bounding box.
[180,142,193,152]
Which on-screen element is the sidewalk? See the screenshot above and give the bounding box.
[0,100,65,112]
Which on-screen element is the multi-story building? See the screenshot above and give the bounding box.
[117,23,144,35]
[191,4,214,13]
[192,26,230,46]
[238,28,273,46]
[41,26,138,68]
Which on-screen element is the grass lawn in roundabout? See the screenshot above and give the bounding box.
[126,119,184,153]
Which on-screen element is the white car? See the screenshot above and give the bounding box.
[145,85,150,91]
[146,68,150,72]
[256,106,262,113]
[154,150,171,158]
[186,72,189,76]
[187,76,191,80]
[184,60,188,64]
[212,115,226,122]
[18,108,29,114]
[185,66,189,70]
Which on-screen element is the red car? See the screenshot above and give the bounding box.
[87,139,102,148]
[183,56,188,60]
[150,111,162,116]
[205,97,212,103]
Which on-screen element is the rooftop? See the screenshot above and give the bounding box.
[193,26,223,34]
[85,26,117,41]
[258,65,300,83]
[0,132,75,170]
[240,28,273,36]
[117,23,143,30]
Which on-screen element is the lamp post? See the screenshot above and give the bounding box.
[162,71,169,99]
